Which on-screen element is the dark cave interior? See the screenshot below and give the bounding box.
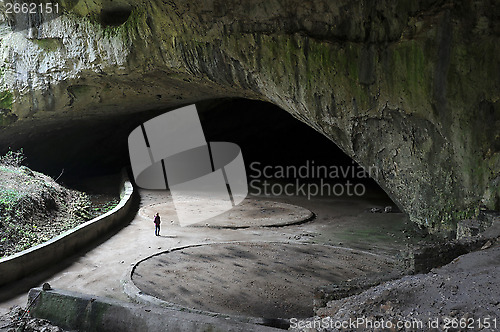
[5,98,392,202]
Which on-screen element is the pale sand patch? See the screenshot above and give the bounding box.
[139,197,314,228]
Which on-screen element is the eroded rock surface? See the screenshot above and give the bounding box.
[0,0,498,235]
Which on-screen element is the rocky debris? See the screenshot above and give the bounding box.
[398,212,500,274]
[309,216,500,328]
[400,238,487,274]
[457,210,499,239]
[18,318,65,332]
[0,306,66,332]
[481,240,493,250]
[290,245,500,332]
[313,271,405,311]
[369,206,394,213]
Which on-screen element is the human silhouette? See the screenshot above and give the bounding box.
[154,213,161,236]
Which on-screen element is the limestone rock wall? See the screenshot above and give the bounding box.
[0,0,498,235]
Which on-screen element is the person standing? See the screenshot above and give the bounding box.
[154,213,161,236]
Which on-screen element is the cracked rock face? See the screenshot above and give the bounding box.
[0,0,498,235]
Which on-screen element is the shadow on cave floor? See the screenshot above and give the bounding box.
[0,98,437,324]
[129,186,430,323]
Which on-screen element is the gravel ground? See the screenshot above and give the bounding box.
[0,306,67,332]
[290,241,500,331]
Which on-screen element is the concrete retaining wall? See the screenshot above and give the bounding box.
[28,288,282,332]
[0,174,136,286]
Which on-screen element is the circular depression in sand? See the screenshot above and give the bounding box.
[131,242,397,319]
[139,198,313,228]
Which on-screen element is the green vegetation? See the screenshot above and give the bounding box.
[32,38,63,52]
[88,196,120,218]
[0,91,13,110]
[0,150,117,258]
[67,84,95,100]
[0,149,25,167]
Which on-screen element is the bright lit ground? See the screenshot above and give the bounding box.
[0,186,430,322]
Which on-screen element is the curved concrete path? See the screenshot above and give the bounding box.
[0,187,420,324]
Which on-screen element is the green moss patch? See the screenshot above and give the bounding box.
[32,38,63,52]
[0,91,13,110]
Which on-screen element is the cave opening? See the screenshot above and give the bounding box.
[98,7,132,27]
[1,97,427,322]
[5,98,397,207]
[197,98,396,208]
[128,99,415,322]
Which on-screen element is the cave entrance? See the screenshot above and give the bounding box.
[2,97,425,323]
[130,98,423,324]
[197,98,395,209]
[13,97,395,210]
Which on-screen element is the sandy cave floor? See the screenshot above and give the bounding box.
[139,197,314,228]
[0,187,429,325]
[132,242,398,319]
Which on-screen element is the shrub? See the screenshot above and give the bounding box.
[0,149,26,167]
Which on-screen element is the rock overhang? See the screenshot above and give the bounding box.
[0,0,498,236]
